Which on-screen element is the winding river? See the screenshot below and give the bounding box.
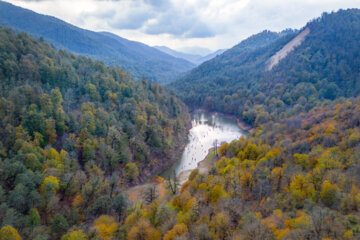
[162,110,246,178]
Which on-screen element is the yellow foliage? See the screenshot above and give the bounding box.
[209,185,227,204]
[273,209,284,220]
[172,191,192,211]
[127,220,161,240]
[211,212,231,239]
[0,226,21,240]
[218,143,228,156]
[289,174,315,205]
[176,211,191,225]
[164,224,188,240]
[255,212,262,219]
[125,211,142,229]
[93,215,118,240]
[257,148,280,166]
[262,218,278,232]
[61,230,87,240]
[343,230,353,240]
[198,183,208,192]
[285,211,311,229]
[274,228,290,240]
[40,175,60,194]
[294,153,310,169]
[317,148,342,170]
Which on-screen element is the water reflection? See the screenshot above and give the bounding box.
[162,110,246,178]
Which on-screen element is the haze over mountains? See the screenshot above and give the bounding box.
[0,0,196,83]
[154,46,227,65]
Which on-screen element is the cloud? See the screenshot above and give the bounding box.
[143,7,214,38]
[4,0,360,51]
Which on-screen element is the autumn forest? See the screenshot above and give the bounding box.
[0,2,360,240]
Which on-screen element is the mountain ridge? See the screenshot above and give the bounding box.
[0,0,195,83]
[170,9,360,126]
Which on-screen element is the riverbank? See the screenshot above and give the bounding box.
[192,108,252,132]
[177,147,219,185]
[137,114,192,184]
[125,148,219,204]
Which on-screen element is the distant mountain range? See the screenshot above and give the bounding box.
[0,0,195,83]
[154,46,227,65]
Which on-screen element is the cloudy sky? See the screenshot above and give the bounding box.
[4,0,360,54]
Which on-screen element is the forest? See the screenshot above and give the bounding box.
[0,7,360,240]
[0,27,190,239]
[170,9,360,127]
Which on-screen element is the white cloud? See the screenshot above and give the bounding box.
[4,0,360,52]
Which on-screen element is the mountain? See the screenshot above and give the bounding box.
[196,48,227,64]
[0,0,195,83]
[154,46,202,64]
[154,46,227,65]
[170,9,360,126]
[123,9,360,240]
[0,27,190,239]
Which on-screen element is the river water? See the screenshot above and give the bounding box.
[162,110,246,178]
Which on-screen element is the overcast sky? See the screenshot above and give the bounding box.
[4,0,360,54]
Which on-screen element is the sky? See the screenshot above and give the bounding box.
[4,0,360,55]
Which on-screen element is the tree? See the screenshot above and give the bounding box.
[127,220,161,240]
[61,230,87,240]
[51,214,69,238]
[211,212,231,240]
[213,139,218,156]
[320,180,340,207]
[166,171,178,195]
[27,208,40,227]
[112,193,128,220]
[143,185,158,204]
[124,163,139,183]
[93,215,118,240]
[0,226,21,240]
[164,223,188,240]
[41,176,60,200]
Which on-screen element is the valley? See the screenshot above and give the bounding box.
[162,110,246,179]
[0,3,360,240]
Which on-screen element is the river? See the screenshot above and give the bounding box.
[162,110,246,179]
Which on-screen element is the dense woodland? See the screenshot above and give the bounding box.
[0,27,190,239]
[0,7,360,240]
[117,9,360,240]
[171,9,360,127]
[121,97,360,240]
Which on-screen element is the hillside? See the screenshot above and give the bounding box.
[170,9,360,127]
[0,1,195,83]
[0,27,190,239]
[119,9,360,240]
[169,29,296,111]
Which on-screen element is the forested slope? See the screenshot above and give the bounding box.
[0,27,190,239]
[0,1,195,84]
[171,9,360,127]
[114,9,360,240]
[122,97,360,240]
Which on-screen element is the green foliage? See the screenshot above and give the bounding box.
[61,230,87,240]
[0,27,189,239]
[171,9,360,127]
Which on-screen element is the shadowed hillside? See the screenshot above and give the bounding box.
[0,1,195,83]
